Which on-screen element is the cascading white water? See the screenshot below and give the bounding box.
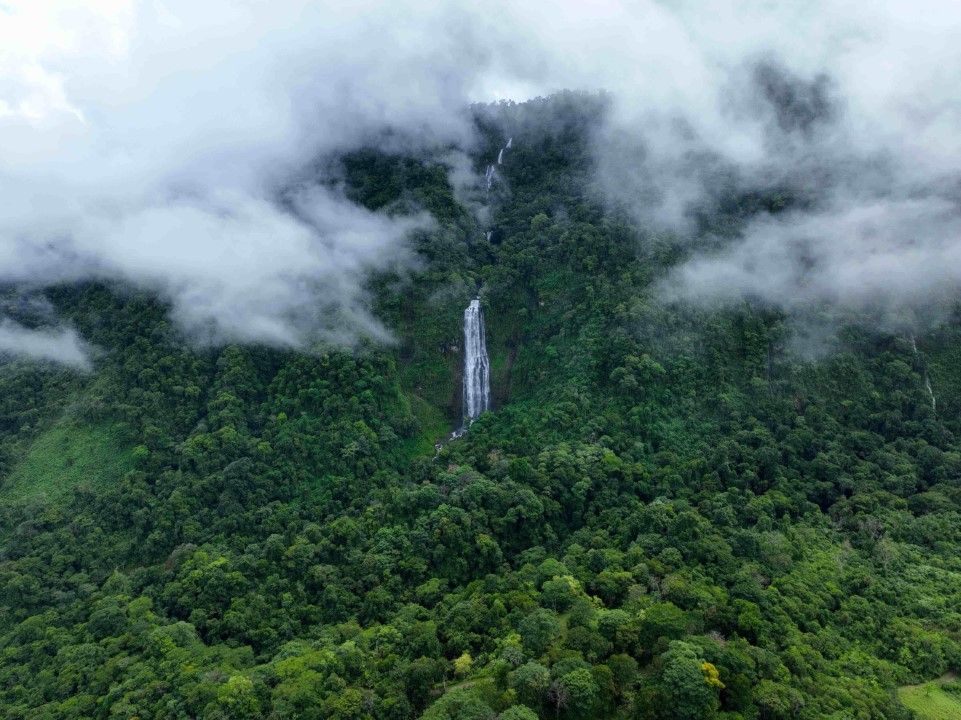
[450,139,513,440]
[462,298,491,425]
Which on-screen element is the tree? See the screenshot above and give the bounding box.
[454,651,474,677]
[518,609,560,655]
[499,707,538,720]
[638,602,688,654]
[549,669,598,719]
[212,675,261,720]
[651,641,721,720]
[510,662,551,708]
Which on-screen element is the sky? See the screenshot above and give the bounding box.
[3,0,961,366]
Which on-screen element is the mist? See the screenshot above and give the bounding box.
[0,320,90,370]
[574,1,961,333]
[4,1,961,367]
[0,0,483,366]
[468,1,961,334]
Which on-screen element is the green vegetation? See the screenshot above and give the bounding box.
[401,393,450,458]
[1,95,959,719]
[899,676,961,720]
[2,419,135,505]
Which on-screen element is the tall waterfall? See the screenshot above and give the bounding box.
[450,137,513,440]
[462,298,491,424]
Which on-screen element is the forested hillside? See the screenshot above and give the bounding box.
[2,96,960,720]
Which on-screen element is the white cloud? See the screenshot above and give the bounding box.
[0,320,90,369]
[4,0,961,354]
[0,0,477,358]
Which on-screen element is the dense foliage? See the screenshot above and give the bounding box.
[1,96,960,720]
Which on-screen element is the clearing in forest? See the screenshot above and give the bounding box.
[898,674,961,720]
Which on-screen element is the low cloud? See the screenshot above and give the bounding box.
[0,0,479,357]
[4,0,961,355]
[662,197,961,326]
[0,320,91,370]
[576,2,961,333]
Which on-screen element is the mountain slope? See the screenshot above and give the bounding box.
[1,97,959,720]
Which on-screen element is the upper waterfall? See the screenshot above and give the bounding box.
[452,137,513,438]
[462,297,491,425]
[485,164,495,191]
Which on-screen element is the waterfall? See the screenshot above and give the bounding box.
[462,298,491,425]
[450,138,513,439]
[910,334,937,412]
